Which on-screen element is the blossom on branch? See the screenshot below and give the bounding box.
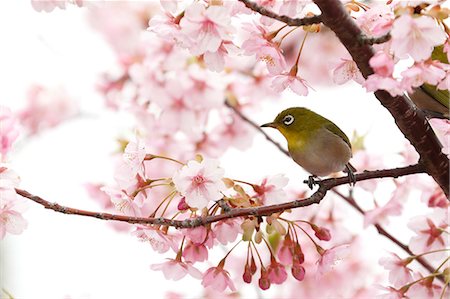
[172,158,227,210]
[391,14,446,62]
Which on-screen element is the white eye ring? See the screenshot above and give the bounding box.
[283,114,294,125]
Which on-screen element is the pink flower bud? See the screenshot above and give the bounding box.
[312,225,332,241]
[258,268,271,290]
[291,263,305,281]
[243,264,252,284]
[177,197,189,211]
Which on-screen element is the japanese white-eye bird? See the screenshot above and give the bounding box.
[261,107,356,188]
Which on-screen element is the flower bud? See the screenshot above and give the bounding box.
[177,197,189,211]
[291,263,306,281]
[243,264,252,283]
[312,225,332,241]
[258,268,271,290]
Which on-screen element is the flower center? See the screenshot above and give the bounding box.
[193,175,206,185]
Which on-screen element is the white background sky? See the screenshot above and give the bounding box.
[0,1,435,299]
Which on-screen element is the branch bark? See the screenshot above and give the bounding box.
[311,0,449,196]
[15,163,424,228]
[238,0,322,27]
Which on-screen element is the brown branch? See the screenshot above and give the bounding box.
[15,163,424,229]
[238,0,322,27]
[225,100,290,157]
[333,190,444,283]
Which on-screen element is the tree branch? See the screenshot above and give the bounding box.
[311,0,449,196]
[238,0,322,27]
[15,163,424,228]
[333,190,444,283]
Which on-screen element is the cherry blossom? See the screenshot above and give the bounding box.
[363,74,404,97]
[407,276,444,299]
[316,244,351,277]
[401,61,447,92]
[241,23,287,75]
[370,52,395,77]
[180,3,233,56]
[133,226,179,254]
[253,174,288,204]
[356,4,393,37]
[172,158,227,210]
[379,253,413,288]
[0,106,19,159]
[151,258,202,280]
[408,209,449,256]
[0,167,27,239]
[182,242,208,263]
[390,14,446,62]
[213,219,242,245]
[267,259,287,284]
[364,198,403,227]
[31,0,83,12]
[18,85,78,135]
[201,265,236,292]
[332,58,365,85]
[429,118,450,157]
[271,73,311,96]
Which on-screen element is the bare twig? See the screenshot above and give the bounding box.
[238,0,322,27]
[16,163,424,229]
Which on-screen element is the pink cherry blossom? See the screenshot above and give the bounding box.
[122,139,146,177]
[421,186,449,209]
[241,23,287,74]
[180,3,233,56]
[213,218,242,245]
[401,61,447,92]
[182,226,208,245]
[101,186,141,217]
[376,286,406,299]
[408,209,449,256]
[429,118,450,157]
[172,158,227,210]
[18,85,78,135]
[379,253,413,288]
[437,70,450,90]
[151,258,202,280]
[391,14,446,62]
[363,74,404,97]
[267,260,287,284]
[201,265,236,292]
[333,58,364,85]
[0,106,19,159]
[407,276,444,299]
[31,0,83,12]
[271,73,311,96]
[0,199,28,239]
[182,242,208,263]
[316,244,351,277]
[370,52,395,77]
[356,4,393,37]
[364,198,402,227]
[254,174,288,204]
[0,167,27,239]
[133,226,179,254]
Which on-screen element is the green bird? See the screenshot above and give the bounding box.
[261,107,356,188]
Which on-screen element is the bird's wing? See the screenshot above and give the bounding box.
[324,123,352,149]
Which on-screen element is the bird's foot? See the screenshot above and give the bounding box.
[304,175,320,190]
[345,164,356,187]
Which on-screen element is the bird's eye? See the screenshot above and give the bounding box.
[283,114,294,125]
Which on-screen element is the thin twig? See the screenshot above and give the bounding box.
[238,0,322,27]
[16,163,424,229]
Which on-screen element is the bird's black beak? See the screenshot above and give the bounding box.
[261,122,277,128]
